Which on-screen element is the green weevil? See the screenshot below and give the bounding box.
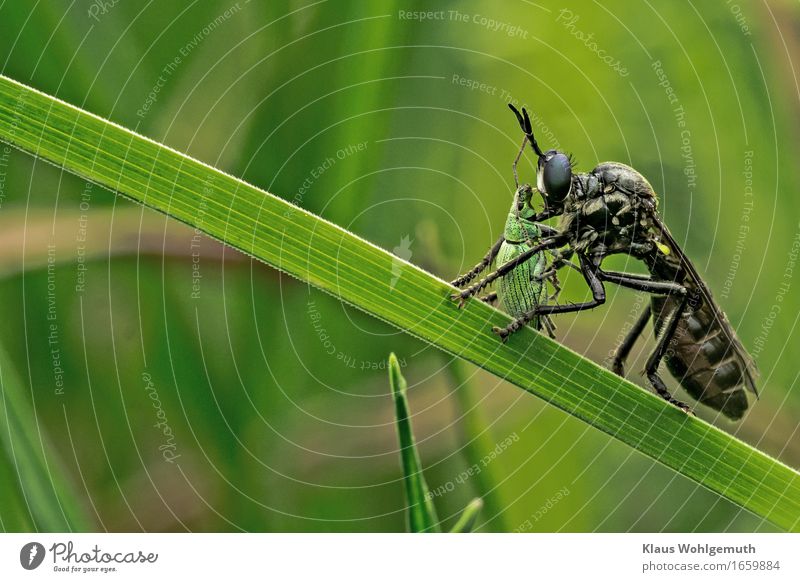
[450,110,563,337]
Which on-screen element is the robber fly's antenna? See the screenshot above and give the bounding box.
[508,104,545,159]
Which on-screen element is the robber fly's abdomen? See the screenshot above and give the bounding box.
[651,295,750,419]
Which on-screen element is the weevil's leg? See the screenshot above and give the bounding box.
[643,294,694,414]
[533,264,559,282]
[535,246,575,281]
[451,236,505,288]
[542,315,557,339]
[610,305,652,377]
[553,246,575,264]
[547,268,562,302]
[534,223,560,238]
[493,254,606,341]
[532,207,562,222]
[451,238,561,306]
[480,291,498,305]
[545,247,580,277]
[542,247,577,301]
[533,262,564,302]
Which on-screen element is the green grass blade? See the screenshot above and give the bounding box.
[0,344,91,531]
[0,431,35,531]
[0,74,799,531]
[388,353,439,532]
[445,361,506,531]
[449,498,483,533]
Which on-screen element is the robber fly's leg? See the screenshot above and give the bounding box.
[535,254,606,316]
[493,254,605,342]
[452,238,560,306]
[451,236,505,288]
[610,305,651,377]
[595,269,687,380]
[597,270,687,296]
[643,294,694,415]
[480,291,498,305]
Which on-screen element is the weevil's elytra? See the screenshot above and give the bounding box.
[451,104,758,419]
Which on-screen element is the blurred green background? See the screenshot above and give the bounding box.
[1,0,798,532]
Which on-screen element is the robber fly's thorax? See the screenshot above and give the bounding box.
[557,162,661,257]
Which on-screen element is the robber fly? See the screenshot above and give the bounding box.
[451,104,758,419]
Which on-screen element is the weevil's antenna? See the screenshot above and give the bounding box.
[511,134,527,188]
[508,106,535,246]
[508,104,545,160]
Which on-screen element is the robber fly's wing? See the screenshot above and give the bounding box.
[652,216,760,395]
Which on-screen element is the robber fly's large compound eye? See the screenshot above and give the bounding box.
[540,152,572,202]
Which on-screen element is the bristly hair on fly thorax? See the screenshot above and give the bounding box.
[566,152,578,170]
